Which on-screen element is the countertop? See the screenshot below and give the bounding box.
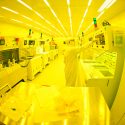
[0,82,110,125]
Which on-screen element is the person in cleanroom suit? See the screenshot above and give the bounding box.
[64,41,86,87]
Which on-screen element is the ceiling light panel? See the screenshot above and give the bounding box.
[76,0,90,36]
[45,0,70,35]
[67,0,73,36]
[80,0,103,35]
[1,6,19,14]
[44,0,68,36]
[21,0,64,36]
[17,0,63,36]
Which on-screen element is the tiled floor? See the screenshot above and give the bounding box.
[27,55,66,87]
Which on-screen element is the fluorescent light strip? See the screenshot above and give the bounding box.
[76,7,88,36]
[43,0,68,36]
[68,5,73,36]
[34,11,44,20]
[33,21,42,26]
[84,22,93,33]
[11,19,23,23]
[88,0,92,6]
[83,8,88,18]
[67,0,70,5]
[97,11,104,19]
[17,0,33,10]
[17,0,63,36]
[21,15,33,21]
[34,21,60,36]
[33,11,63,36]
[106,0,116,8]
[76,0,92,36]
[1,6,19,14]
[76,18,84,36]
[98,0,115,12]
[26,23,33,27]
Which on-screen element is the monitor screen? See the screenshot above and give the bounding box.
[29,40,35,45]
[24,40,27,45]
[40,41,45,45]
[0,48,19,67]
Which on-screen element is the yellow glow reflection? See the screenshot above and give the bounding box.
[82,88,89,125]
[64,119,68,125]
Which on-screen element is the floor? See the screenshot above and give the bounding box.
[27,54,66,87]
[0,54,110,125]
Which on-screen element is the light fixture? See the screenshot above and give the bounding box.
[67,0,73,36]
[106,0,116,8]
[11,19,23,23]
[1,7,19,14]
[17,0,33,10]
[76,0,92,36]
[43,0,68,36]
[88,0,92,6]
[67,0,70,5]
[21,15,33,21]
[98,0,116,12]
[97,11,104,19]
[17,0,63,36]
[84,8,88,18]
[84,22,93,33]
[34,11,44,20]
[76,7,88,36]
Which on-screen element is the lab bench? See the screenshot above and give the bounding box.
[0,83,110,125]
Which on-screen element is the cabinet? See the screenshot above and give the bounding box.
[0,64,27,97]
[27,55,43,80]
[111,61,125,125]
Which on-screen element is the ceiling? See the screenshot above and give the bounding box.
[0,0,125,38]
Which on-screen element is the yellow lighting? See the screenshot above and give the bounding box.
[34,11,44,20]
[68,6,73,36]
[1,6,19,14]
[17,0,33,10]
[21,15,33,21]
[97,11,104,19]
[98,0,116,12]
[84,22,93,33]
[106,0,116,8]
[26,23,33,27]
[43,0,50,7]
[64,119,68,125]
[82,88,90,125]
[11,19,23,23]
[83,8,88,18]
[17,0,63,36]
[67,0,70,5]
[76,7,88,36]
[43,0,68,36]
[33,26,41,30]
[88,0,92,6]
[34,10,63,36]
[76,0,92,36]
[76,18,84,36]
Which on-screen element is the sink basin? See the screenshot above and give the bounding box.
[100,70,113,77]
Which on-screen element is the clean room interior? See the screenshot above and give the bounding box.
[0,0,125,124]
